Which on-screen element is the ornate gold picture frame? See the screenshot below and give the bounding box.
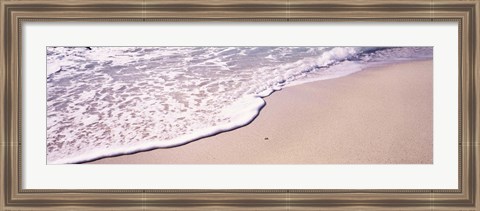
[1,0,479,210]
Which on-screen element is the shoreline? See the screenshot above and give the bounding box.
[88,60,433,164]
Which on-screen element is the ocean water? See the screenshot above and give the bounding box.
[46,46,433,164]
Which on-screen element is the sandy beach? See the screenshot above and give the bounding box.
[89,60,433,164]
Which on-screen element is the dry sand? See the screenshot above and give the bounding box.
[90,60,433,164]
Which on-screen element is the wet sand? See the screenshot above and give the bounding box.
[90,60,433,164]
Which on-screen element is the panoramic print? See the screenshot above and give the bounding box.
[46,47,433,164]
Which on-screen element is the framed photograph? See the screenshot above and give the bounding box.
[1,0,478,210]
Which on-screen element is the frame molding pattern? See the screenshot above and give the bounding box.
[1,0,479,210]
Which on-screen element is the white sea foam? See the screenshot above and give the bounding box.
[46,46,433,164]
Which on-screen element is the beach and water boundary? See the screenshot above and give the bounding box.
[90,60,433,164]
